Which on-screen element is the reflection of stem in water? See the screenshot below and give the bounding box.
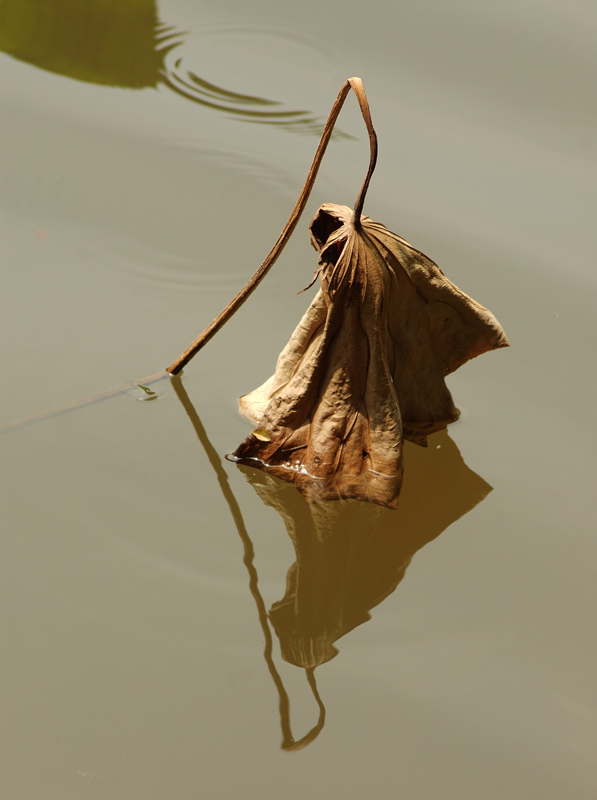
[170,375,325,750]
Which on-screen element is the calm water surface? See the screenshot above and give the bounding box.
[1,1,596,798]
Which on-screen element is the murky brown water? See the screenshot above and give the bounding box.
[1,1,596,798]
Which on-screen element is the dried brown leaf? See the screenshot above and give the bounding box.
[162,76,508,509]
[230,204,508,508]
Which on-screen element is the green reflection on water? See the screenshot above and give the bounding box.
[0,0,170,87]
[0,0,336,134]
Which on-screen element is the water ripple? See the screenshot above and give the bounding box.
[158,20,347,136]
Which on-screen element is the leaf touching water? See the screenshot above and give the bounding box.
[238,427,493,667]
[162,76,508,508]
[230,204,508,508]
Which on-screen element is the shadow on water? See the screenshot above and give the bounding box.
[172,375,492,749]
[0,0,341,135]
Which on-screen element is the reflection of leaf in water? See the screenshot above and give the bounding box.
[0,0,340,134]
[0,0,173,88]
[239,428,492,668]
[172,374,493,749]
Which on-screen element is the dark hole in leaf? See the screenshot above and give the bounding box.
[310,208,344,250]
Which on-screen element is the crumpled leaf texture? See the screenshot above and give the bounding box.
[231,203,508,508]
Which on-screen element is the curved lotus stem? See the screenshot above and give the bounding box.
[348,77,377,226]
[166,77,377,375]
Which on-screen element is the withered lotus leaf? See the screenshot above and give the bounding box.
[230,203,509,508]
[164,78,508,508]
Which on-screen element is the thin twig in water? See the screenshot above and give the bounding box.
[1,371,170,434]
